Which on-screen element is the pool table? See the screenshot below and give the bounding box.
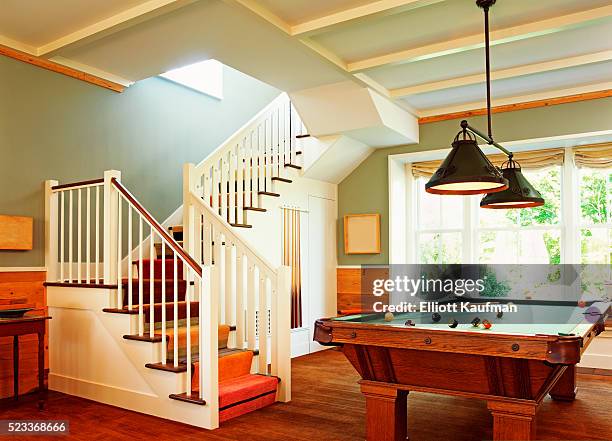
[314,302,610,441]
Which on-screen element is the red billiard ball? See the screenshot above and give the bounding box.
[482,320,492,330]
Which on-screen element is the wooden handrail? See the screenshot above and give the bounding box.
[190,191,277,278]
[51,178,105,191]
[111,178,202,278]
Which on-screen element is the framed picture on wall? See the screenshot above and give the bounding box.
[344,214,381,255]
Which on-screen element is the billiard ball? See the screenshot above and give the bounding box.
[432,313,441,323]
[448,319,458,328]
[481,319,492,330]
[471,317,481,327]
[384,312,394,322]
[496,311,503,318]
[404,320,416,327]
[578,300,586,308]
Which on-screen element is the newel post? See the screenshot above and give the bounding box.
[275,265,292,402]
[44,180,59,281]
[183,163,197,258]
[103,170,121,285]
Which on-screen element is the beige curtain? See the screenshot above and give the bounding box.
[574,143,612,169]
[411,148,565,178]
[282,208,302,329]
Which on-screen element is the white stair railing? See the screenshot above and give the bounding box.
[183,166,292,402]
[45,171,219,419]
[44,176,109,283]
[192,93,306,223]
[110,177,217,407]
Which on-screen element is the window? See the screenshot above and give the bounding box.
[579,167,612,264]
[478,166,562,265]
[160,59,223,99]
[409,148,611,266]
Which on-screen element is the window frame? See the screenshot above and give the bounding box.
[404,146,605,265]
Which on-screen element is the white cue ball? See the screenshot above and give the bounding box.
[384,312,394,322]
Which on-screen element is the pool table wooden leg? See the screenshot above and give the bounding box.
[488,401,537,441]
[549,365,577,401]
[361,383,408,441]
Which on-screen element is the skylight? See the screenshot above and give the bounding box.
[160,59,223,99]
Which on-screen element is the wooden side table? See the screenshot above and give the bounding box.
[0,315,51,409]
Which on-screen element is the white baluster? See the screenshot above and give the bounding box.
[95,186,100,283]
[173,253,178,367]
[235,252,244,349]
[229,150,236,225]
[117,196,123,309]
[247,264,256,351]
[212,166,219,215]
[68,190,73,282]
[161,242,167,364]
[186,266,192,396]
[149,229,155,339]
[258,275,268,374]
[225,243,234,347]
[86,187,91,283]
[77,188,82,282]
[60,192,65,282]
[138,217,144,336]
[127,206,133,309]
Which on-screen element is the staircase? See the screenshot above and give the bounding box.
[43,93,306,429]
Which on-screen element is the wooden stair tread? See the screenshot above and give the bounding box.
[169,393,206,405]
[145,348,256,373]
[284,163,302,170]
[45,281,118,289]
[258,191,280,197]
[244,207,266,212]
[295,134,310,138]
[230,223,253,228]
[271,177,292,183]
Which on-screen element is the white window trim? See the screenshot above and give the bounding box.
[388,130,612,265]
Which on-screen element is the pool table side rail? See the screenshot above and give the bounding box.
[314,319,604,364]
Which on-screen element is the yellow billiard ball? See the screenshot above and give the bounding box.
[384,312,394,322]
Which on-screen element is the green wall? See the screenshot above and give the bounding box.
[338,97,612,265]
[0,55,279,267]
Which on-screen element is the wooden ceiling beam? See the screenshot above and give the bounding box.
[290,0,445,36]
[390,50,612,97]
[418,89,612,124]
[348,5,612,72]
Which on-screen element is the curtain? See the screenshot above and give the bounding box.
[411,148,565,178]
[574,143,612,169]
[282,208,302,329]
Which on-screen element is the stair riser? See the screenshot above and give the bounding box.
[133,260,185,280]
[124,288,187,306]
[144,302,200,324]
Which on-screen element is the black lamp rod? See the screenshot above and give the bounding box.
[461,120,512,157]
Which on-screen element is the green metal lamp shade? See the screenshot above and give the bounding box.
[426,137,508,195]
[480,160,544,209]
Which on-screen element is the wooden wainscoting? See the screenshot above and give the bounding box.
[337,267,389,314]
[0,270,47,399]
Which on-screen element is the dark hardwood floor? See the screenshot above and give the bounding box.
[1,349,611,440]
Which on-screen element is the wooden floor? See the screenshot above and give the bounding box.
[2,349,611,440]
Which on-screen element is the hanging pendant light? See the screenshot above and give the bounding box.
[480,157,544,208]
[425,129,507,195]
[425,0,544,208]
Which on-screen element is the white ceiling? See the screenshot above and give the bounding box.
[0,0,150,47]
[0,0,610,118]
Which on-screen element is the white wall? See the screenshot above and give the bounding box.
[235,172,338,357]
